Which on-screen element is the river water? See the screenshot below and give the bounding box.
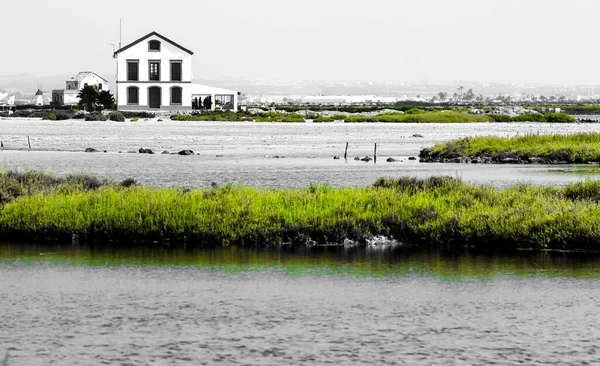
[1,120,600,364]
[2,119,600,187]
[1,244,599,365]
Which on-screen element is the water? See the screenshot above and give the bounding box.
[1,244,599,365]
[2,119,600,187]
[2,120,600,364]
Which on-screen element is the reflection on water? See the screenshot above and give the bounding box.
[545,164,600,176]
[2,243,600,365]
[2,242,599,279]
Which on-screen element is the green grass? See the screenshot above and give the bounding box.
[172,110,494,123]
[2,171,600,251]
[420,133,600,163]
[345,111,493,123]
[169,109,578,123]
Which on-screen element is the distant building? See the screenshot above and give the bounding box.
[113,31,238,111]
[0,91,15,110]
[51,71,109,106]
[31,89,44,106]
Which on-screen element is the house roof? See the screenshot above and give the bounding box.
[71,71,109,83]
[113,31,194,56]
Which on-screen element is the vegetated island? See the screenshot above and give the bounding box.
[1,170,600,252]
[420,133,600,164]
[1,105,578,123]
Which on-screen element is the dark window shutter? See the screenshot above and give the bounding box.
[171,62,182,81]
[128,87,138,104]
[171,87,182,104]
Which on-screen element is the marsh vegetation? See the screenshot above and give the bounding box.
[2,170,600,251]
[420,133,600,164]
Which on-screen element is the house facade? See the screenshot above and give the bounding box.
[51,71,108,105]
[113,31,238,111]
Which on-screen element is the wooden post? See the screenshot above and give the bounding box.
[27,136,31,149]
[344,142,349,159]
[374,142,377,163]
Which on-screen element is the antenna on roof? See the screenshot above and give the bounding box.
[119,18,122,49]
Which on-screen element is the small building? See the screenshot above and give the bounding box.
[0,91,15,111]
[31,89,44,106]
[51,71,108,106]
[113,31,238,111]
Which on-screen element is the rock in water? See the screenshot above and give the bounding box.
[85,147,98,153]
[139,147,154,154]
[178,149,194,155]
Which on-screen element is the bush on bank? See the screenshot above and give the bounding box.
[1,171,600,251]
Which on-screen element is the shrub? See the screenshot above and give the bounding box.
[44,111,72,120]
[108,112,125,122]
[405,108,423,114]
[511,113,547,122]
[545,113,576,123]
[72,112,86,119]
[120,178,137,187]
[84,113,107,121]
[487,114,512,122]
[121,111,155,119]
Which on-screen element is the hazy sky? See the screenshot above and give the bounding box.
[1,0,599,84]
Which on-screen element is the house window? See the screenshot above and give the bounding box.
[127,86,139,105]
[127,61,139,81]
[171,87,182,105]
[98,83,103,90]
[170,61,182,81]
[148,40,161,51]
[149,61,160,81]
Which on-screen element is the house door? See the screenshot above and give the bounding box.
[148,87,161,109]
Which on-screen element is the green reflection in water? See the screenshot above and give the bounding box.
[544,165,600,176]
[0,243,599,279]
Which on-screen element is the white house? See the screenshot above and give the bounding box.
[51,71,109,105]
[113,31,238,111]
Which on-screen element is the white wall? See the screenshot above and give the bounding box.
[116,34,193,110]
[79,74,108,91]
[116,83,192,110]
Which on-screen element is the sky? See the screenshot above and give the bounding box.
[1,0,599,85]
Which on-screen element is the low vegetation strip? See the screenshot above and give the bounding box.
[2,171,600,251]
[170,111,573,123]
[419,133,600,164]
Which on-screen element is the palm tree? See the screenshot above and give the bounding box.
[457,86,464,100]
[98,90,115,110]
[77,85,100,112]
